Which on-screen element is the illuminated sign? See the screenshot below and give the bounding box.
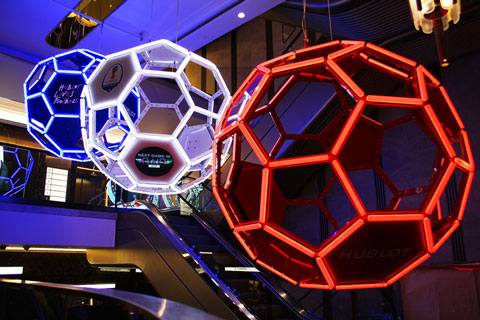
[102,64,123,92]
[134,147,174,176]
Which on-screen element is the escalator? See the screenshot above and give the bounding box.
[86,202,321,320]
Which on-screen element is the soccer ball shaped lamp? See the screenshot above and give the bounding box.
[24,50,102,161]
[24,49,139,161]
[82,40,230,194]
[213,41,474,289]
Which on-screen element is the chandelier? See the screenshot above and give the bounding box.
[409,0,461,66]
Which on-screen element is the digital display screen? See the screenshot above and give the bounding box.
[134,147,174,177]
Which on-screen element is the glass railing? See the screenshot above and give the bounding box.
[0,278,222,320]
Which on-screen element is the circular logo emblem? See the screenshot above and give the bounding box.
[102,64,123,92]
[134,147,174,177]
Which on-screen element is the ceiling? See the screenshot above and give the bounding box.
[0,0,284,64]
[265,0,480,68]
[1,0,478,72]
[0,0,479,128]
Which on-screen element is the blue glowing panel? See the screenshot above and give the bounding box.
[0,146,34,196]
[24,49,105,162]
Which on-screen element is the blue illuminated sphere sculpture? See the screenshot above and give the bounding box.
[0,146,34,196]
[24,49,103,161]
[24,49,140,161]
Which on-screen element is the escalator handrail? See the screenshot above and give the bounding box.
[136,200,259,320]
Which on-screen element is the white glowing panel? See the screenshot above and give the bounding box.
[81,39,231,194]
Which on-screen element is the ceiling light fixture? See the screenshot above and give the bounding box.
[409,0,461,67]
[46,0,127,49]
[237,12,246,19]
[0,267,23,275]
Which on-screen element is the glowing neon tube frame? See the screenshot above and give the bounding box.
[24,49,103,162]
[0,147,34,196]
[24,49,139,162]
[81,39,231,194]
[213,40,474,289]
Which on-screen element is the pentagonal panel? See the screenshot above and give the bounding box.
[273,162,359,247]
[331,42,416,98]
[320,109,381,170]
[26,95,53,131]
[25,63,54,96]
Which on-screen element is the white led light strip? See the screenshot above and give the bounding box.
[81,39,231,194]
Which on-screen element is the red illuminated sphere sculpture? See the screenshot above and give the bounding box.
[213,41,474,289]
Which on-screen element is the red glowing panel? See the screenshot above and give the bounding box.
[213,41,474,289]
[322,219,426,287]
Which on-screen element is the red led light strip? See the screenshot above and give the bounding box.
[213,41,474,289]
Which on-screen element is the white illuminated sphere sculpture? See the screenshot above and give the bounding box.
[81,39,230,194]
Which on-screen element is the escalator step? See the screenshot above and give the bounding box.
[251,304,285,319]
[195,244,224,252]
[174,224,203,234]
[164,215,197,225]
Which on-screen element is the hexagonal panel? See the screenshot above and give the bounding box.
[88,52,139,106]
[119,137,188,187]
[243,229,330,288]
[45,74,84,113]
[321,219,427,286]
[177,125,214,162]
[321,110,381,170]
[381,111,439,210]
[139,77,182,105]
[138,107,180,135]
